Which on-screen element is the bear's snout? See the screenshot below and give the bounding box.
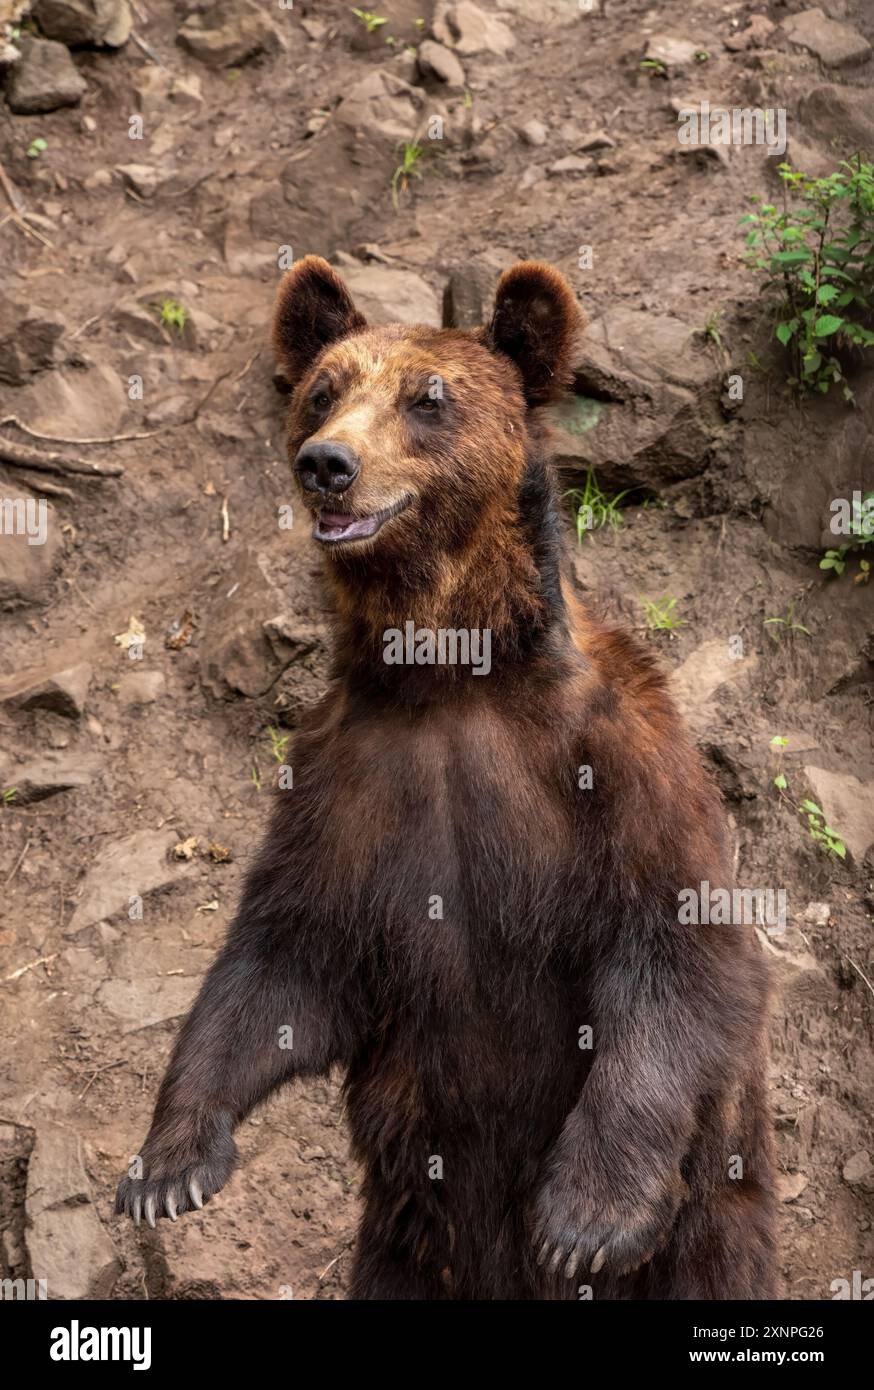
[295,439,361,495]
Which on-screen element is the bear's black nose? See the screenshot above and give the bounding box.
[294,440,360,495]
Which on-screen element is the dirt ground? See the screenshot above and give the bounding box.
[0,0,872,1301]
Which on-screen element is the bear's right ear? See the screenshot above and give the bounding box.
[272,256,367,388]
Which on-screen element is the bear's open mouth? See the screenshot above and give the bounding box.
[313,494,413,545]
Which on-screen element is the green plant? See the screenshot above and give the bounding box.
[741,157,874,402]
[26,137,47,159]
[642,596,684,632]
[639,58,666,76]
[799,799,846,859]
[770,735,789,791]
[701,309,725,353]
[391,140,424,209]
[268,726,290,763]
[251,765,262,792]
[351,7,387,32]
[157,298,187,333]
[563,470,631,543]
[763,603,812,641]
[820,489,874,581]
[2,787,17,803]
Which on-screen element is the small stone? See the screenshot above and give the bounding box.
[433,1,516,57]
[0,297,67,386]
[643,34,701,73]
[442,263,499,330]
[577,129,616,151]
[725,14,775,51]
[842,1151,873,1187]
[115,163,164,199]
[178,0,280,68]
[548,155,594,177]
[417,39,465,90]
[783,9,871,69]
[5,35,86,114]
[802,902,831,927]
[776,1171,809,1203]
[32,0,132,48]
[0,662,92,719]
[518,118,548,147]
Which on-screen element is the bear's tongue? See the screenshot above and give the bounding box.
[314,510,381,543]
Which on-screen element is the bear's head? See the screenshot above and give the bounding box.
[272,257,582,578]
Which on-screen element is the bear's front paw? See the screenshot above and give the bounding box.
[116,1124,237,1228]
[531,1163,686,1281]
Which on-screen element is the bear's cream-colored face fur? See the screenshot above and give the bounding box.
[272,257,581,565]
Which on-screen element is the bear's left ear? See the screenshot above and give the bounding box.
[272,255,368,388]
[485,262,582,407]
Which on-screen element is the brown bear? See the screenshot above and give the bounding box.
[117,257,777,1300]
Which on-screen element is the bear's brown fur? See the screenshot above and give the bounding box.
[118,258,777,1300]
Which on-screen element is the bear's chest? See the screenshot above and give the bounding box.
[287,699,587,1000]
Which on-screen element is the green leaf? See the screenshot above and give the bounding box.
[800,800,822,815]
[813,314,844,337]
[773,773,788,790]
[816,284,840,304]
[775,321,794,345]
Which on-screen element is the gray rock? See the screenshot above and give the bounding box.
[724,14,775,51]
[133,66,203,114]
[442,263,499,330]
[0,296,68,386]
[670,640,758,731]
[68,828,187,933]
[32,0,131,48]
[0,752,100,803]
[178,0,280,68]
[338,264,440,327]
[113,299,168,345]
[552,307,724,490]
[10,360,127,440]
[799,84,874,155]
[5,35,86,114]
[643,34,702,74]
[0,662,92,718]
[801,767,874,864]
[336,70,428,145]
[417,39,466,91]
[783,8,871,69]
[263,615,322,666]
[25,1122,122,1299]
[433,1,516,57]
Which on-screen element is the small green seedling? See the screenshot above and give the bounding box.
[763,603,812,641]
[642,596,684,632]
[820,489,873,581]
[2,787,17,803]
[702,310,724,353]
[251,765,262,792]
[351,8,388,32]
[391,140,424,209]
[268,727,290,763]
[639,58,667,76]
[26,137,47,159]
[564,470,631,543]
[158,298,187,334]
[770,735,789,791]
[799,800,846,859]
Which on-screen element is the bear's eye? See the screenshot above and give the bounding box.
[413,395,440,413]
[311,390,332,412]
